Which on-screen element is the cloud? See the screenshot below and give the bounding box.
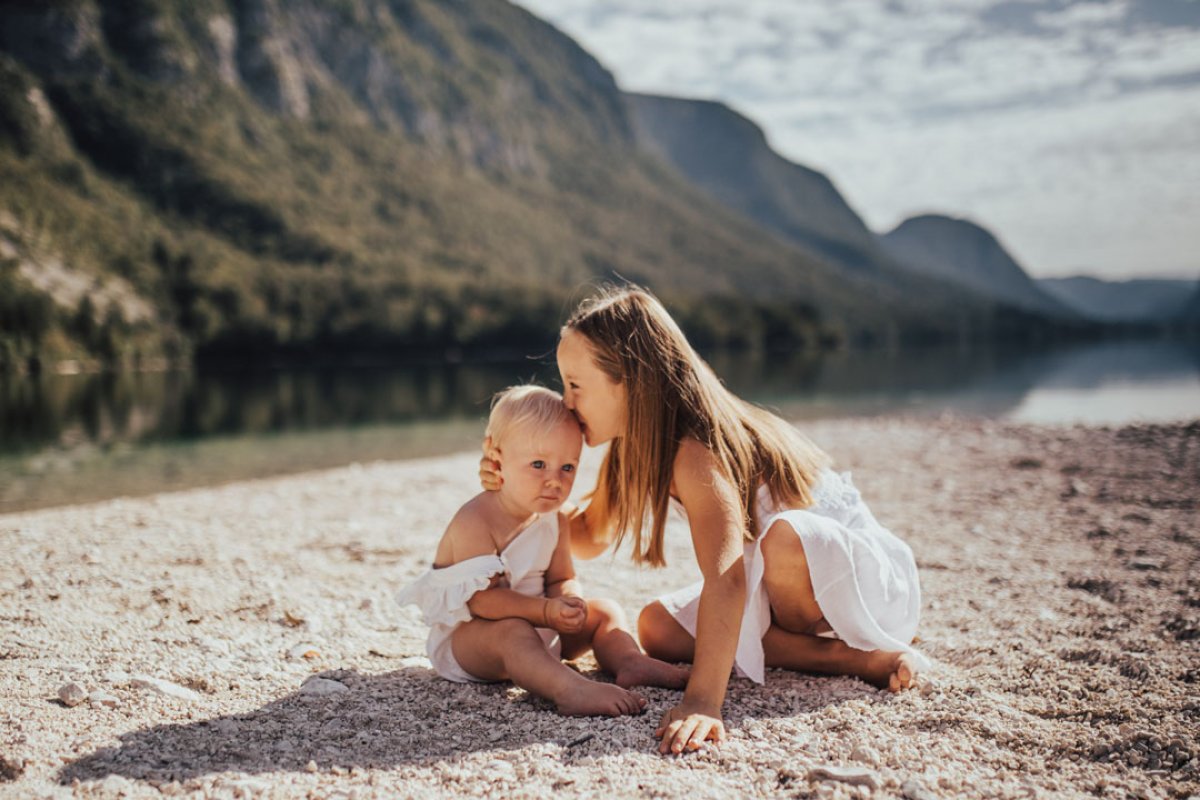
[514,0,1200,277]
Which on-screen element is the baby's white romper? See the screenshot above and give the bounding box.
[397,513,562,682]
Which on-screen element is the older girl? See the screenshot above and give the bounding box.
[481,287,927,754]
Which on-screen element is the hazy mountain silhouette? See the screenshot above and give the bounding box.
[881,215,1074,318]
[625,92,893,274]
[1038,275,1197,322]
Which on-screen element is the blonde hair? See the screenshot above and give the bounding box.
[565,286,829,566]
[486,384,577,450]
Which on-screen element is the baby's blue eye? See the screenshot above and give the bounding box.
[562,464,575,473]
[532,460,545,469]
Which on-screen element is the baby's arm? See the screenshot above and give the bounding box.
[544,511,584,600]
[439,507,583,632]
[535,512,587,634]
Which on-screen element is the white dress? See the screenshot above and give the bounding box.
[396,512,562,683]
[659,470,929,683]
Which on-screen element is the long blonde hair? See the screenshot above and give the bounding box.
[564,286,829,566]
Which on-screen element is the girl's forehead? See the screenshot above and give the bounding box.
[557,331,597,370]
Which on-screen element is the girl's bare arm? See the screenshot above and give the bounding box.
[657,438,747,754]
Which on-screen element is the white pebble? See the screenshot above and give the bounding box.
[88,690,119,708]
[902,779,936,800]
[130,675,202,701]
[850,745,881,766]
[808,765,881,790]
[58,683,87,707]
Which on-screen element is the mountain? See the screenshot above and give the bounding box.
[1037,276,1198,323]
[625,92,891,273]
[881,215,1074,318]
[0,0,1065,371]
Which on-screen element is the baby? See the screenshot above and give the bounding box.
[397,385,687,716]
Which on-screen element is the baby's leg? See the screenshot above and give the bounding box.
[451,617,645,716]
[561,598,689,689]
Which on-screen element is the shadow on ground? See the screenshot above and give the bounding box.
[58,665,873,785]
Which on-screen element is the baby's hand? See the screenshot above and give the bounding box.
[479,435,502,492]
[545,595,588,634]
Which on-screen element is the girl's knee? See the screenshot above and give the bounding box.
[638,601,694,661]
[761,519,809,567]
[637,601,672,646]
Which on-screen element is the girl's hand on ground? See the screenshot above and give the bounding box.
[546,596,587,634]
[655,701,726,754]
[479,436,502,492]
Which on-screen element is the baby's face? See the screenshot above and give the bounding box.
[497,417,583,515]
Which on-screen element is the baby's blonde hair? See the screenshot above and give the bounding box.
[486,385,578,449]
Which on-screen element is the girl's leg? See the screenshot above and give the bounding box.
[637,600,696,663]
[451,617,645,716]
[758,518,917,692]
[763,625,917,692]
[560,598,689,689]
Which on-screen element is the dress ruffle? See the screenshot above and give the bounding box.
[395,554,506,629]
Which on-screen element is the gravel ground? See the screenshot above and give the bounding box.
[1,416,1198,799]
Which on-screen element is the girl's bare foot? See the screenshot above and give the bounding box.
[554,680,646,716]
[613,655,690,690]
[862,650,918,692]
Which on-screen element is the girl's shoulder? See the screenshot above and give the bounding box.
[671,437,734,497]
[672,436,718,478]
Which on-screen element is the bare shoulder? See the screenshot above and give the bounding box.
[434,494,498,566]
[672,437,721,491]
[671,437,739,512]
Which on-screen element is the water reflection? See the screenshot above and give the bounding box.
[1,340,1197,513]
[0,361,555,454]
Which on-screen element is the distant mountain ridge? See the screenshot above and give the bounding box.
[881,215,1074,318]
[625,92,891,273]
[1037,276,1197,323]
[0,0,1082,371]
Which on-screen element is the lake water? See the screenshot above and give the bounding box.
[1,339,1197,513]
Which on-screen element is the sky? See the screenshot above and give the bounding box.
[513,0,1200,280]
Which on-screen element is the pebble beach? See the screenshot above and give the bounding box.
[2,416,1198,799]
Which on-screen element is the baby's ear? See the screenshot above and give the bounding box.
[488,446,502,468]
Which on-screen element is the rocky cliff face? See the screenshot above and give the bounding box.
[1,0,632,171]
[882,215,1073,318]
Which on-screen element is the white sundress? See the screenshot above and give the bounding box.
[396,512,562,683]
[659,469,929,683]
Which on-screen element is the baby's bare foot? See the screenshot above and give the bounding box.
[555,680,646,717]
[613,655,690,690]
[862,650,918,692]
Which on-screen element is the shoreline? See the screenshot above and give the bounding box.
[2,415,1197,798]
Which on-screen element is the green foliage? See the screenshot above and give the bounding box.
[0,0,1055,372]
